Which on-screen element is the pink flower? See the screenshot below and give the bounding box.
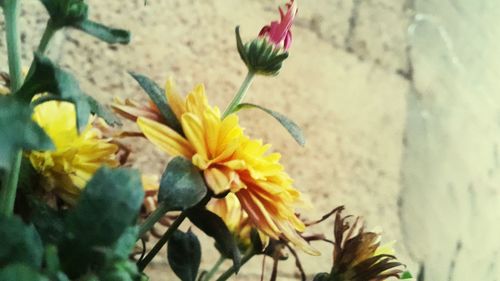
[259,0,298,50]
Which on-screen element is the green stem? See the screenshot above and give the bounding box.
[19,19,59,102]
[222,70,255,118]
[215,250,256,281]
[3,0,22,91]
[138,201,170,238]
[203,255,225,281]
[0,151,22,216]
[137,210,188,271]
[0,0,23,217]
[37,19,58,54]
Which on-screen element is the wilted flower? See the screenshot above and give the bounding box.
[259,0,297,50]
[115,79,318,255]
[28,101,119,205]
[314,208,404,281]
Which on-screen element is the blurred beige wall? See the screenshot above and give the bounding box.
[2,0,498,280]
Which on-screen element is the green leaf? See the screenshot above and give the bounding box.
[0,216,44,268]
[187,208,241,272]
[167,230,201,281]
[312,273,330,281]
[17,53,90,132]
[29,198,65,245]
[85,95,122,126]
[158,157,207,211]
[400,271,413,279]
[66,166,143,244]
[0,264,49,281]
[0,96,54,171]
[60,167,144,277]
[39,0,88,26]
[76,20,130,44]
[43,246,71,281]
[250,228,264,253]
[235,103,305,146]
[111,226,139,259]
[98,259,141,281]
[128,71,183,134]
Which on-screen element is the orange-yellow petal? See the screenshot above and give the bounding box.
[137,117,194,158]
[165,78,186,121]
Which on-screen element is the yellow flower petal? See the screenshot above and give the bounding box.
[204,167,234,195]
[137,117,194,158]
[165,78,186,121]
[181,113,208,158]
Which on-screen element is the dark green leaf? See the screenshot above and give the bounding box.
[312,273,330,281]
[17,53,90,132]
[235,103,305,146]
[66,166,143,244]
[60,167,144,277]
[167,230,201,281]
[187,208,241,272]
[158,157,207,211]
[43,246,71,281]
[76,20,130,44]
[250,228,264,253]
[128,71,182,134]
[0,216,44,268]
[39,0,88,26]
[0,96,54,171]
[0,264,49,281]
[29,198,65,245]
[111,226,139,259]
[85,95,122,126]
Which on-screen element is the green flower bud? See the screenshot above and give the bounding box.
[235,27,289,76]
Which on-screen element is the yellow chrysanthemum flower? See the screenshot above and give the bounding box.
[28,101,119,205]
[125,80,318,255]
[207,193,254,249]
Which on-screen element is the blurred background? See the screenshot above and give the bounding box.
[1,0,499,280]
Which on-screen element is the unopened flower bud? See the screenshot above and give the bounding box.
[236,0,298,76]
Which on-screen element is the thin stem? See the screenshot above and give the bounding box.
[3,0,22,91]
[0,151,22,216]
[137,210,188,271]
[222,70,255,118]
[215,250,256,281]
[20,19,59,102]
[203,255,225,281]
[0,0,23,217]
[37,19,58,54]
[138,201,170,238]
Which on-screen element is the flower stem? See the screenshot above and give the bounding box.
[203,255,225,281]
[0,0,23,217]
[0,151,22,217]
[215,250,256,281]
[37,19,58,54]
[3,0,22,91]
[137,210,188,271]
[222,70,255,118]
[138,201,170,238]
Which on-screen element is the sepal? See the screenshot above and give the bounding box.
[236,27,288,76]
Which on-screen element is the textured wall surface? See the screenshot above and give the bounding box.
[7,0,497,280]
[400,0,500,280]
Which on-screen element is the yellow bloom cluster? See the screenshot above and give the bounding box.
[29,101,119,205]
[117,80,318,255]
